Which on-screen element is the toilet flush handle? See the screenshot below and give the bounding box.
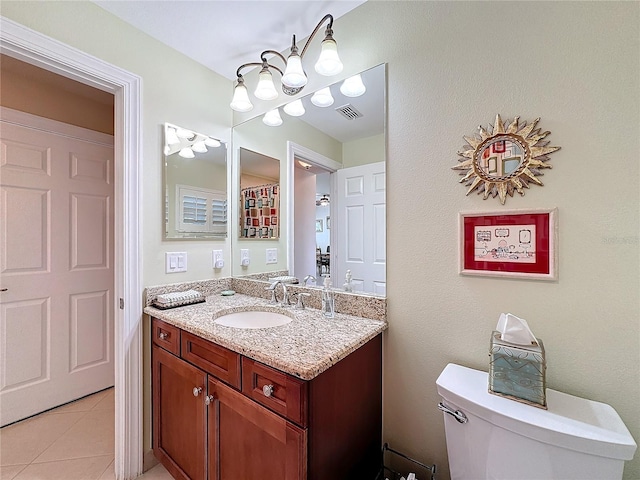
[438,402,468,424]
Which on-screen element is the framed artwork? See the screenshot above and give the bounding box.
[326,216,331,229]
[316,219,323,233]
[459,208,557,280]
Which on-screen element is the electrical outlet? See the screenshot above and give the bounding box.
[166,252,187,273]
[266,248,277,264]
[212,250,224,269]
[240,249,250,267]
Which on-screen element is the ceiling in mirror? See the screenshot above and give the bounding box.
[164,123,228,239]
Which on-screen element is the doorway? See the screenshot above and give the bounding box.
[287,142,341,285]
[1,16,143,479]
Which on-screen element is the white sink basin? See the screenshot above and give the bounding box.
[214,311,292,329]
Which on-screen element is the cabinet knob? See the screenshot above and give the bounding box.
[262,384,274,398]
[204,395,215,406]
[193,387,203,397]
[158,332,168,340]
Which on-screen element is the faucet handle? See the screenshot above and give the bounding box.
[264,286,278,304]
[294,292,311,310]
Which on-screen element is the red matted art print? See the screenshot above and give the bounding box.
[459,209,558,280]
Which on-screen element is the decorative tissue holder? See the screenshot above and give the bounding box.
[489,331,547,409]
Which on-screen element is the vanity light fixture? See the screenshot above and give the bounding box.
[283,99,305,117]
[230,14,343,112]
[298,160,312,169]
[311,87,334,107]
[263,108,283,127]
[340,74,366,97]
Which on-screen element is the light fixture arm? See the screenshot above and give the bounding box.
[300,14,334,59]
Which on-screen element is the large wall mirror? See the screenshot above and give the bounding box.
[232,64,386,296]
[164,123,228,239]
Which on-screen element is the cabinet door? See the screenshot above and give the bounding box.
[208,377,307,480]
[153,344,208,480]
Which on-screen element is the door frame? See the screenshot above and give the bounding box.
[1,16,143,480]
[286,142,340,276]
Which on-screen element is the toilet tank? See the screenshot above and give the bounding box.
[436,363,637,480]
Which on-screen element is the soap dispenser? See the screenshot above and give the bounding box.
[343,269,353,292]
[321,276,335,318]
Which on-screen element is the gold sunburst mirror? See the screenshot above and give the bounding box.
[453,114,560,204]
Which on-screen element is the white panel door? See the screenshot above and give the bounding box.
[334,162,386,295]
[0,110,114,426]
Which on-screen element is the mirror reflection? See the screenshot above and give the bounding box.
[476,136,527,178]
[232,64,386,295]
[164,123,227,239]
[239,148,280,239]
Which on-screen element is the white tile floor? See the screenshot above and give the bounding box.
[0,389,171,480]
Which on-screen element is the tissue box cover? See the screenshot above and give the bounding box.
[489,331,547,409]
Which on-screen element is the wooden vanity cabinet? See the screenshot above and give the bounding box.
[152,344,207,480]
[151,316,382,480]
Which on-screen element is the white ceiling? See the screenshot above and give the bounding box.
[93,1,365,81]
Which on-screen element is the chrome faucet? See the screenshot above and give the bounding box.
[303,275,316,286]
[266,280,290,306]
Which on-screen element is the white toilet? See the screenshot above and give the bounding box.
[436,363,637,479]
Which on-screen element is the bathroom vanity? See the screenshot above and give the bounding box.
[146,293,386,480]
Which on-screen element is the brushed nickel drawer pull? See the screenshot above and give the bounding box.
[262,384,274,398]
[193,387,203,397]
[158,332,168,340]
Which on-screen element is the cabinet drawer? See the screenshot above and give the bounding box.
[242,357,308,427]
[152,318,180,355]
[181,331,241,389]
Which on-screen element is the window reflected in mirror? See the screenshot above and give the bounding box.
[164,123,227,239]
[239,148,280,239]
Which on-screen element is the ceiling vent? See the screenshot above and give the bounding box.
[335,104,363,120]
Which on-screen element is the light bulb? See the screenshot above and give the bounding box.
[163,145,171,156]
[282,50,307,88]
[340,74,366,97]
[230,80,253,112]
[192,141,207,153]
[263,109,283,127]
[311,87,334,107]
[254,68,278,101]
[178,147,195,159]
[176,127,194,139]
[283,99,305,117]
[165,126,180,145]
[205,137,221,148]
[315,38,343,76]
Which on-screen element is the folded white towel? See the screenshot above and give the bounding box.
[156,289,202,305]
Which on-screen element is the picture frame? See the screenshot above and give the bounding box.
[459,208,557,280]
[326,216,331,229]
[316,219,324,233]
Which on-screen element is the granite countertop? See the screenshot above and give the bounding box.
[144,293,387,380]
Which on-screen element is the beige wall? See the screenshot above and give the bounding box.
[342,133,385,168]
[0,54,114,134]
[331,2,639,478]
[3,1,638,479]
[0,0,234,286]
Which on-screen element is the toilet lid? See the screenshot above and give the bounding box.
[436,363,637,461]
